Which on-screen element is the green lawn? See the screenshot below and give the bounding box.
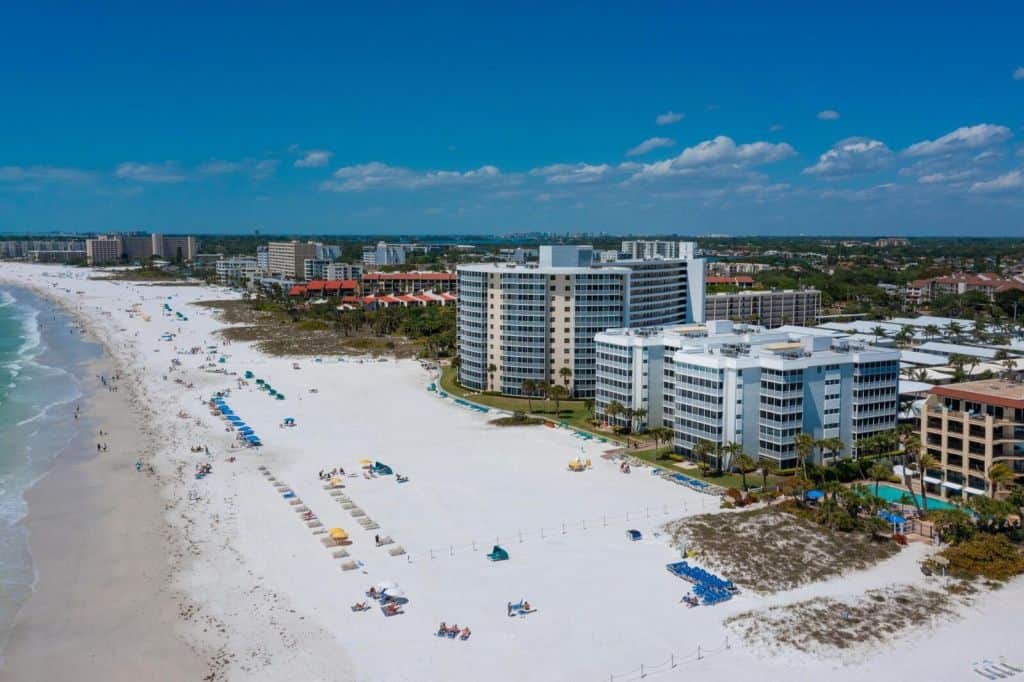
[439,367,624,441]
[629,445,787,491]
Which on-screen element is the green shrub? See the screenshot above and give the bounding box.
[941,534,1024,581]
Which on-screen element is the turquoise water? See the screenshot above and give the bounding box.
[874,484,961,511]
[0,284,101,658]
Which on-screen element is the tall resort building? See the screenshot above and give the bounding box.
[457,244,705,398]
[595,321,900,468]
[921,380,1024,501]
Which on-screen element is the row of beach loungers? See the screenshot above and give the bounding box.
[974,661,1024,679]
[666,561,737,606]
[650,469,722,496]
[327,482,407,558]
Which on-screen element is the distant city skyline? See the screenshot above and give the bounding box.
[1,3,1023,236]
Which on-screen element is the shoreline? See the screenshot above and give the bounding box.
[0,282,206,681]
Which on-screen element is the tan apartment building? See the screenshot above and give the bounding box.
[921,380,1024,500]
[704,288,820,328]
[268,241,318,279]
[85,236,123,265]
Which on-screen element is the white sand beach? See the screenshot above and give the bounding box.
[1,262,1022,682]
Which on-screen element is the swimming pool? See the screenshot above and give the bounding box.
[873,484,961,511]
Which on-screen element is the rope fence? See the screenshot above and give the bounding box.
[604,638,731,681]
[399,502,714,563]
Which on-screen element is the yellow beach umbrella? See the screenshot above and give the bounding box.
[329,528,349,541]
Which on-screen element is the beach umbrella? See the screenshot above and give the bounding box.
[329,527,349,542]
[382,588,405,599]
[276,394,285,400]
[374,581,399,592]
[239,427,254,435]
[227,415,242,422]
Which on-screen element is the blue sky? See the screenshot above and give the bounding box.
[1,2,1023,236]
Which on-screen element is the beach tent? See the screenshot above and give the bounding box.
[487,545,509,561]
[626,529,642,541]
[373,462,393,475]
[244,371,254,379]
[329,528,349,542]
[276,394,285,400]
[256,379,265,385]
[806,489,824,502]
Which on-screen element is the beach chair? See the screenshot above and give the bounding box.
[487,545,509,561]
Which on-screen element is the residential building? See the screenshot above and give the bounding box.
[457,245,705,398]
[0,239,86,260]
[708,261,772,276]
[29,248,85,263]
[324,262,364,281]
[874,237,911,248]
[620,240,696,261]
[362,241,406,267]
[256,246,269,273]
[268,241,318,279]
[921,380,1024,501]
[363,271,456,295]
[705,288,820,328]
[216,257,259,286]
[907,273,1024,305]
[707,275,754,289]
[596,321,899,467]
[85,236,123,265]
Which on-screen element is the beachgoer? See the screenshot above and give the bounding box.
[522,601,531,611]
[507,602,512,616]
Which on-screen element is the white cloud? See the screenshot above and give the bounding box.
[769,124,784,132]
[625,137,675,157]
[320,162,502,192]
[655,111,684,126]
[529,163,611,184]
[0,165,92,184]
[918,170,977,184]
[817,110,840,121]
[294,150,332,168]
[1014,66,1024,80]
[114,162,186,183]
[625,135,795,182]
[821,183,898,201]
[969,170,1024,193]
[904,124,1012,157]
[802,137,892,178]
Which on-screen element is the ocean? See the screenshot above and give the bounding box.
[0,285,101,655]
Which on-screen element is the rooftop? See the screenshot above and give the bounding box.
[931,380,1024,408]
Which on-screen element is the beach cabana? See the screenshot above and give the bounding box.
[373,462,393,476]
[284,417,295,426]
[244,371,254,379]
[487,545,509,562]
[626,529,642,541]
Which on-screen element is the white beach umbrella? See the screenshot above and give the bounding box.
[374,581,399,592]
[383,587,405,599]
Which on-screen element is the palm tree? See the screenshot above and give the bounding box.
[631,407,648,433]
[549,384,568,416]
[605,400,624,428]
[720,441,743,475]
[948,354,969,382]
[521,379,537,412]
[558,366,573,391]
[894,328,912,347]
[868,461,892,497]
[924,323,940,340]
[988,462,1015,497]
[734,453,757,491]
[692,439,714,474]
[793,433,815,478]
[946,320,963,341]
[487,363,497,388]
[759,458,778,490]
[872,325,887,343]
[817,437,844,464]
[649,426,673,453]
[916,451,938,513]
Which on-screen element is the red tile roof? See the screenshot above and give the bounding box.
[707,275,754,285]
[324,279,358,291]
[288,285,307,296]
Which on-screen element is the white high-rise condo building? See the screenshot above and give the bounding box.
[620,240,696,261]
[457,245,705,398]
[595,321,899,468]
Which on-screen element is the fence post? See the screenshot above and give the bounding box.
[562,522,566,535]
[519,531,523,543]
[626,511,630,522]
[640,664,645,678]
[450,544,453,556]
[430,549,434,559]
[725,636,730,650]
[472,540,476,551]
[541,528,545,539]
[670,654,675,668]
[603,514,606,527]
[697,645,702,660]
[582,519,586,531]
